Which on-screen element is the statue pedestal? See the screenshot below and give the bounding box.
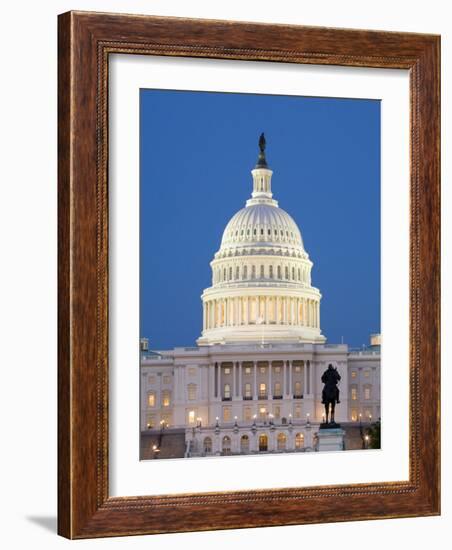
[316,428,345,452]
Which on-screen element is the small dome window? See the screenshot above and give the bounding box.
[274,230,277,236]
[268,229,271,236]
[253,228,257,236]
[260,228,264,236]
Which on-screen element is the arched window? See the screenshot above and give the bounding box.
[235,266,240,279]
[295,433,305,449]
[224,383,231,399]
[277,265,282,279]
[243,265,248,279]
[222,436,232,455]
[187,384,197,401]
[240,435,250,453]
[259,433,268,451]
[203,437,212,454]
[251,265,256,279]
[161,390,171,407]
[147,392,156,407]
[269,265,274,278]
[277,432,286,450]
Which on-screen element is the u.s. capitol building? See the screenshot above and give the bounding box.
[140,135,380,458]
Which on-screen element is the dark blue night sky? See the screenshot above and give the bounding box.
[140,89,380,350]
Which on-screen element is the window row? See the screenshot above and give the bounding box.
[350,384,373,401]
[220,404,304,423]
[222,381,302,399]
[204,432,305,455]
[213,263,310,284]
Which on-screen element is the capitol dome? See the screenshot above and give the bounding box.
[197,134,326,346]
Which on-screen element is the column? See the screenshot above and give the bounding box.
[214,363,218,398]
[283,361,287,397]
[253,361,258,400]
[265,296,269,324]
[225,298,228,326]
[232,362,236,397]
[209,364,215,401]
[309,361,313,395]
[268,362,272,399]
[317,302,320,329]
[276,296,280,324]
[245,297,249,325]
[203,302,206,331]
[289,360,293,397]
[239,362,243,397]
[303,360,307,395]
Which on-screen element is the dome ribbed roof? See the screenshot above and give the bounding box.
[220,203,304,251]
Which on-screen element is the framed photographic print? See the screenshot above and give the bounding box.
[58,11,440,538]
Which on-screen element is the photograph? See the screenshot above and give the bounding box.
[139,89,381,459]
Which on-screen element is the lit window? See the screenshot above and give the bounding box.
[259,433,268,451]
[162,390,171,407]
[274,366,281,373]
[223,407,231,422]
[295,365,301,372]
[245,366,251,374]
[295,433,305,449]
[294,405,302,418]
[161,413,171,427]
[188,384,197,401]
[148,375,156,385]
[188,410,195,424]
[260,367,266,374]
[351,371,357,379]
[148,392,156,407]
[259,406,267,418]
[277,432,286,450]
[162,375,171,384]
[224,367,231,374]
[351,409,358,421]
[259,383,267,397]
[274,382,282,397]
[364,385,371,400]
[351,386,358,400]
[244,383,252,398]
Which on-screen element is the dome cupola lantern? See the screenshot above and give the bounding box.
[197,135,326,346]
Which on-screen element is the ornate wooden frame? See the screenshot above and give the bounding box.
[58,11,440,539]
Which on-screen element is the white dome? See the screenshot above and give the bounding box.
[197,135,325,346]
